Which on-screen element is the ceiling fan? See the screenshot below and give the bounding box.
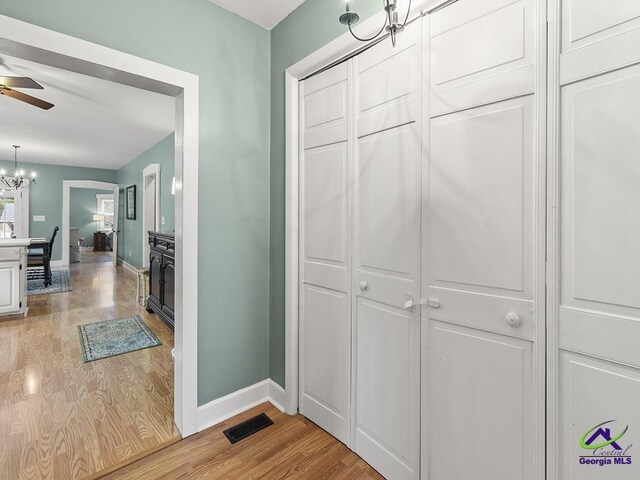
[0,76,54,110]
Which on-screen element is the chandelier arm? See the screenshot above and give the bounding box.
[348,16,388,42]
[400,0,413,28]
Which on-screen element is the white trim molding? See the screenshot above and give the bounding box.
[546,1,561,478]
[142,163,161,268]
[62,180,119,268]
[268,380,286,413]
[197,379,287,432]
[283,0,454,416]
[0,14,200,437]
[120,260,139,275]
[50,260,65,271]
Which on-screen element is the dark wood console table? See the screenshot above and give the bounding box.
[146,231,175,330]
[93,232,107,252]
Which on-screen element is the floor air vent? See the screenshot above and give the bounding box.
[223,413,274,444]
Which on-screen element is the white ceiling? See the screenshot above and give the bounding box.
[210,0,307,30]
[0,54,175,170]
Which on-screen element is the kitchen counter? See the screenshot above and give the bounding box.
[0,238,33,247]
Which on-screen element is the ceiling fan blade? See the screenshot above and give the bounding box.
[0,76,44,89]
[0,87,54,110]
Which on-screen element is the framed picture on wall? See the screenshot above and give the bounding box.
[126,185,136,220]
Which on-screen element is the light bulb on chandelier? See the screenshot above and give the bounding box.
[0,145,37,190]
[339,0,459,47]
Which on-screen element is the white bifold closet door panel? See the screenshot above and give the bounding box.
[299,62,352,445]
[352,22,422,480]
[426,0,544,479]
[555,1,640,479]
[299,20,422,480]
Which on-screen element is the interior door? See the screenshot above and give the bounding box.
[553,2,640,479]
[117,188,125,263]
[112,187,119,266]
[352,22,422,480]
[298,61,352,445]
[143,175,157,268]
[426,0,544,478]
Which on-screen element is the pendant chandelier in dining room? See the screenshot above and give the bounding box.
[0,145,36,190]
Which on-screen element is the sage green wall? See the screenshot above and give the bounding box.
[269,1,380,387]
[0,0,271,405]
[70,188,113,247]
[0,158,117,261]
[116,133,175,268]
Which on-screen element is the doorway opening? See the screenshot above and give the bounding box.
[142,163,161,268]
[64,180,119,267]
[0,12,199,478]
[0,186,28,238]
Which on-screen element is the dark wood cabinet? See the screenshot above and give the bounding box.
[146,231,175,330]
[93,232,106,252]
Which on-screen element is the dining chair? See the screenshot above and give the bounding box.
[28,226,58,287]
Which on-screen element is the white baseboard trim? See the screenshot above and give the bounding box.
[197,379,288,432]
[120,261,138,275]
[269,380,286,413]
[50,260,65,271]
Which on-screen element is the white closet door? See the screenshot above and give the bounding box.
[553,1,640,479]
[299,62,352,445]
[426,0,544,479]
[352,22,421,480]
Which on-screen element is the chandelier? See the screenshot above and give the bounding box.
[339,0,458,47]
[0,145,36,190]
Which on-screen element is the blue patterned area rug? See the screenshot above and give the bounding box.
[27,270,72,295]
[78,315,161,363]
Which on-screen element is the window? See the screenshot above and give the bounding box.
[96,194,115,231]
[0,190,15,239]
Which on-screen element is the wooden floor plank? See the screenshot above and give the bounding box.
[2,252,383,479]
[0,252,179,479]
[102,403,384,480]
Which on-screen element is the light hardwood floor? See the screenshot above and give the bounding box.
[103,402,384,480]
[0,256,179,479]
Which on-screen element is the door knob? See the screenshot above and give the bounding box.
[359,281,369,291]
[505,313,521,327]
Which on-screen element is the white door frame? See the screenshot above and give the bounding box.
[63,180,119,267]
[0,14,200,436]
[0,185,29,238]
[96,192,117,264]
[283,0,456,416]
[142,163,161,268]
[546,1,560,478]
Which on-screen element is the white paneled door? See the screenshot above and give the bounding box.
[552,1,640,479]
[299,21,422,480]
[299,61,352,445]
[352,22,422,480]
[295,0,640,478]
[426,0,544,479]
[298,2,547,479]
